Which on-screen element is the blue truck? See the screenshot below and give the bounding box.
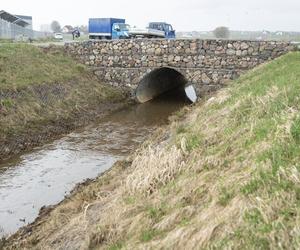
[88,18,129,39]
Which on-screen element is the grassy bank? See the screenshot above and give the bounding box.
[3,52,300,249]
[0,43,90,89]
[0,44,126,162]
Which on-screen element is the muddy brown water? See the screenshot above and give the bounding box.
[0,92,189,237]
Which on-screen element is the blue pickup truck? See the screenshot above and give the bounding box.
[88,18,129,39]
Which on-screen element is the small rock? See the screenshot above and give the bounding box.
[175,56,181,62]
[201,73,211,84]
[241,50,248,56]
[155,48,162,55]
[241,42,249,50]
[185,48,191,54]
[226,49,235,55]
[248,47,254,54]
[92,49,99,55]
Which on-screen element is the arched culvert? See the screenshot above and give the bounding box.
[136,67,188,103]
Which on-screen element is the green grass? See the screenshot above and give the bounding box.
[291,117,300,143]
[0,98,14,108]
[0,43,89,89]
[179,217,191,227]
[108,241,124,250]
[123,196,136,205]
[218,187,235,206]
[0,39,13,43]
[147,204,167,223]
[140,229,163,242]
[227,52,298,245]
[171,52,300,248]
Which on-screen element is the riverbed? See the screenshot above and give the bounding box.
[0,94,188,237]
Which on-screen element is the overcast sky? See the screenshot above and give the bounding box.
[1,0,300,31]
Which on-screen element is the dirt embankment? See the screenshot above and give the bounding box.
[0,44,129,162]
[3,52,300,249]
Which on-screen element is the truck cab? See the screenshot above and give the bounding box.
[148,22,176,39]
[112,23,130,39]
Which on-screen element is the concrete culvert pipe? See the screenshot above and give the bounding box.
[136,67,188,103]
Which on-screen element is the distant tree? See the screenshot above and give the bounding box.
[213,26,230,39]
[62,25,74,33]
[51,21,61,33]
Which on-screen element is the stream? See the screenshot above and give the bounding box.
[0,93,189,237]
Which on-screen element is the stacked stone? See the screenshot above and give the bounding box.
[65,39,295,96]
[66,39,294,69]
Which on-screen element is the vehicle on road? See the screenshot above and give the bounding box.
[54,33,63,40]
[128,26,165,38]
[112,23,131,39]
[148,22,176,38]
[89,18,129,39]
[129,22,176,39]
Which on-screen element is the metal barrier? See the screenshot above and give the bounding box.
[0,18,51,40]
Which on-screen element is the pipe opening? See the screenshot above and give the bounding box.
[136,67,197,103]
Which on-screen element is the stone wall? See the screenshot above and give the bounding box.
[65,39,296,96]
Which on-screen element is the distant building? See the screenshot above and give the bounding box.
[0,10,31,28]
[16,15,33,29]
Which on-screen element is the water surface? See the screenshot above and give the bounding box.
[0,94,188,237]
